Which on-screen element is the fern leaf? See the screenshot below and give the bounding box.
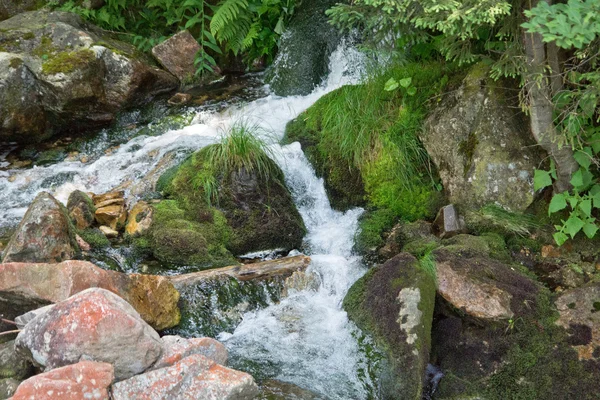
[210,0,249,38]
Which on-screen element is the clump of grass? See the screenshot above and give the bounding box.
[417,250,437,282]
[467,204,541,237]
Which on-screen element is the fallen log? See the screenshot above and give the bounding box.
[168,255,311,290]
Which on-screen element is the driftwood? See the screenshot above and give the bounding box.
[168,255,311,290]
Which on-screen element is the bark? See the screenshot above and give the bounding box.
[524,0,578,192]
[547,42,563,94]
[168,255,311,290]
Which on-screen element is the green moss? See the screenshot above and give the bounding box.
[41,48,95,75]
[22,31,35,40]
[354,208,397,254]
[78,227,110,249]
[458,131,479,177]
[8,58,22,69]
[32,35,55,57]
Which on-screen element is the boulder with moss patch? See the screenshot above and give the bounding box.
[0,10,177,144]
[421,63,544,212]
[343,253,436,399]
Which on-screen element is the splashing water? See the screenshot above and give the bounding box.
[1,40,373,397]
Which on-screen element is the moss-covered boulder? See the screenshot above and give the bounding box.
[421,63,544,212]
[265,0,340,96]
[145,133,305,268]
[67,190,95,230]
[343,253,436,399]
[0,10,177,144]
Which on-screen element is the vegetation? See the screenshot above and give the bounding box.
[327,0,600,246]
[56,0,296,74]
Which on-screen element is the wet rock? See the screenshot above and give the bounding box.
[67,190,96,230]
[168,92,193,105]
[259,379,322,399]
[152,31,205,83]
[421,63,543,211]
[2,192,79,263]
[432,205,467,239]
[0,340,32,380]
[126,201,153,237]
[92,190,125,205]
[0,11,177,144]
[433,248,538,321]
[10,361,113,400]
[0,260,180,331]
[152,336,227,370]
[343,253,436,399]
[556,284,600,360]
[99,225,119,238]
[379,220,436,260]
[95,205,127,230]
[266,0,340,96]
[0,378,20,399]
[15,288,162,380]
[281,270,320,297]
[112,354,259,400]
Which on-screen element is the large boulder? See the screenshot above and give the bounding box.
[421,64,544,211]
[0,260,180,331]
[10,361,114,400]
[343,253,436,399]
[15,288,163,380]
[111,354,259,400]
[0,10,177,144]
[1,192,79,264]
[66,190,95,230]
[265,0,340,96]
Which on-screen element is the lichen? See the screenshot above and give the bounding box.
[41,48,95,75]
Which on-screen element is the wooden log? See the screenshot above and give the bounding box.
[168,255,311,290]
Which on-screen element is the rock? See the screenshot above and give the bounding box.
[76,234,91,251]
[0,378,20,399]
[99,225,119,238]
[15,288,162,380]
[432,204,467,239]
[10,361,113,400]
[152,336,227,370]
[2,192,79,263]
[168,92,192,105]
[265,0,340,96]
[152,31,204,83]
[379,220,436,260]
[92,190,125,205]
[434,248,539,321]
[15,304,55,329]
[259,379,322,399]
[421,63,543,212]
[66,190,96,230]
[281,270,320,297]
[343,253,436,399]
[0,11,178,144]
[95,197,125,209]
[0,0,39,21]
[95,205,127,230]
[0,260,180,331]
[125,201,153,237]
[556,284,600,361]
[0,340,32,380]
[112,354,259,400]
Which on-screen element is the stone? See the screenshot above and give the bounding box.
[0,340,32,380]
[126,201,153,237]
[432,205,467,239]
[433,248,539,321]
[152,31,203,82]
[343,253,436,399]
[259,379,322,399]
[152,336,228,370]
[266,0,340,96]
[556,284,600,361]
[92,191,125,205]
[0,260,180,331]
[0,378,20,399]
[66,190,95,230]
[0,11,178,144]
[0,0,39,21]
[2,192,79,264]
[10,361,113,400]
[281,270,320,297]
[76,234,91,251]
[379,220,436,260]
[421,63,544,212]
[15,288,162,380]
[99,225,119,238]
[95,205,127,230]
[15,304,55,329]
[112,354,259,400]
[168,92,193,105]
[94,197,125,209]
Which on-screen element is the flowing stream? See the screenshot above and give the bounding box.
[1,41,373,398]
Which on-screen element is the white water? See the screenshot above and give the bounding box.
[1,41,372,397]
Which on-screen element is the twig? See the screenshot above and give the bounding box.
[0,330,20,337]
[1,319,17,326]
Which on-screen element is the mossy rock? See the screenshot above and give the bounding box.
[343,253,436,399]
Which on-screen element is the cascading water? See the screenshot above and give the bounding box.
[1,40,373,397]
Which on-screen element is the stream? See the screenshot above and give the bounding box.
[1,41,374,398]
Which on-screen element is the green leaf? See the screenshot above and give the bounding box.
[579,198,592,217]
[574,149,592,169]
[553,231,569,246]
[399,77,412,88]
[384,78,399,92]
[570,168,593,188]
[406,86,417,96]
[564,215,585,238]
[533,169,553,190]
[274,16,284,34]
[582,222,599,238]
[548,192,568,214]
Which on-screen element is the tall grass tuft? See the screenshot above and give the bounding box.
[468,204,541,237]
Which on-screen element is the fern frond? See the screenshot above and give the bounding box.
[242,22,260,50]
[210,0,249,38]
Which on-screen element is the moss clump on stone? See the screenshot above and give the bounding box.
[8,58,22,69]
[41,48,95,75]
[77,227,110,249]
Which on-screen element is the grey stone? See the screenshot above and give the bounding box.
[432,204,467,239]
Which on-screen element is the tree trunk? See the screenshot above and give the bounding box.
[524,0,578,192]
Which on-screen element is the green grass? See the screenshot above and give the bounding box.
[467,204,542,237]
